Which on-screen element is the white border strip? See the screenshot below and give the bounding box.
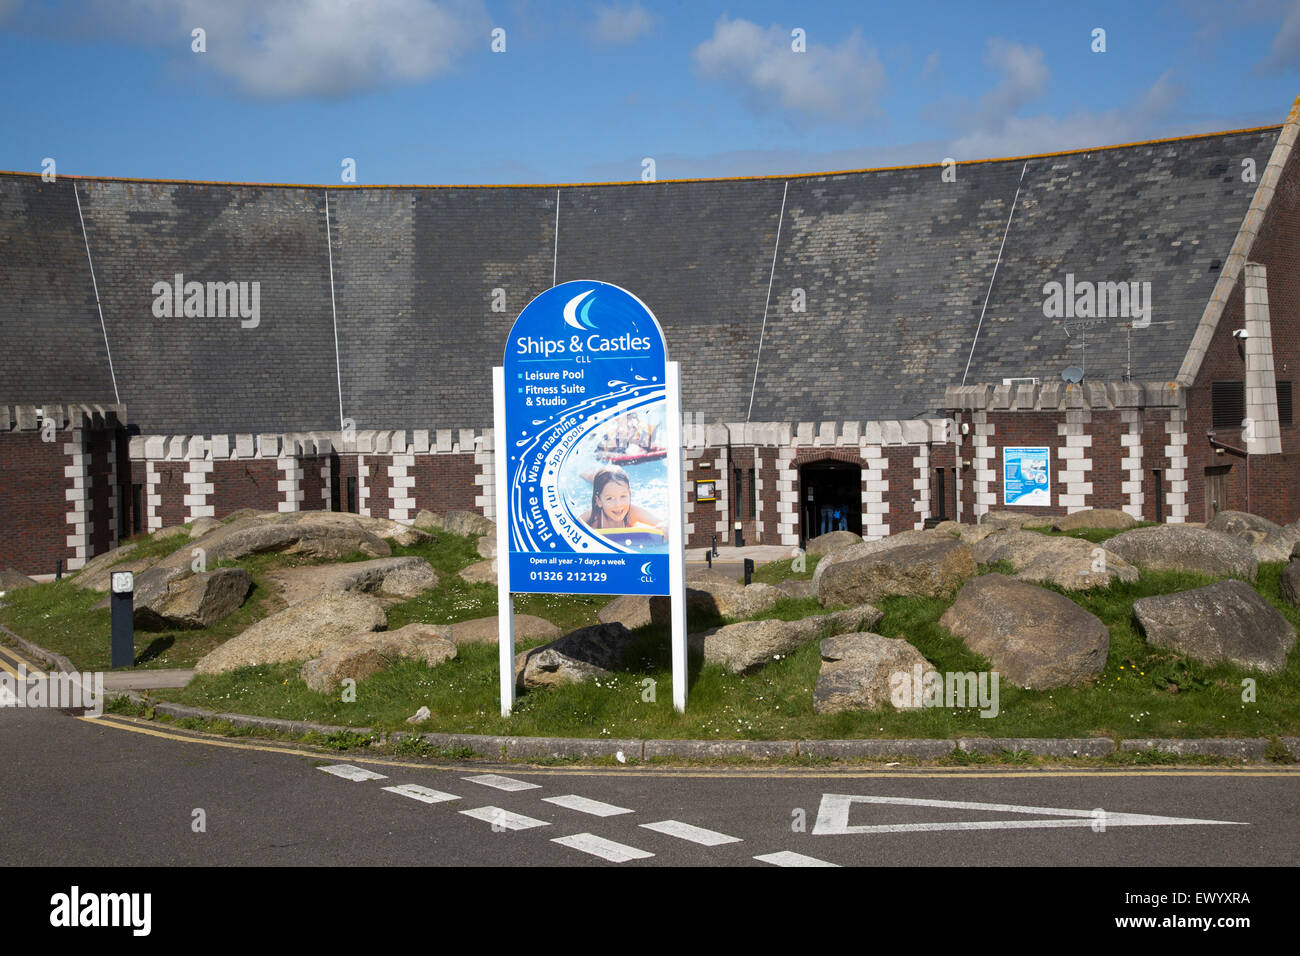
[324,190,345,430]
[73,183,120,405]
[747,180,788,422]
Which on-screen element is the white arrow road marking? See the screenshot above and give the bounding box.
[383,784,460,804]
[812,794,1247,835]
[543,794,633,817]
[553,833,654,862]
[755,851,839,867]
[460,806,550,830]
[462,773,541,792]
[318,764,388,782]
[641,820,742,846]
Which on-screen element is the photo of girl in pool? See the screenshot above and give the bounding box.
[581,464,665,534]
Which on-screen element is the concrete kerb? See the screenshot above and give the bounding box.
[1120,738,1272,760]
[0,623,77,674]
[87,691,1300,763]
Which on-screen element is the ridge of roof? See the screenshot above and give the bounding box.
[0,122,1284,192]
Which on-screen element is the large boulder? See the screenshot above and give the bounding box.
[980,511,1049,530]
[135,567,253,630]
[74,542,142,590]
[449,614,561,645]
[810,529,951,592]
[599,594,672,630]
[1052,509,1138,532]
[938,574,1109,688]
[0,568,37,591]
[458,559,497,585]
[806,530,863,556]
[813,633,932,714]
[476,536,497,559]
[1105,525,1257,582]
[194,592,387,674]
[299,623,457,693]
[267,511,430,548]
[189,517,223,538]
[817,537,975,608]
[690,603,883,674]
[775,578,815,600]
[184,516,392,566]
[1281,559,1300,607]
[412,510,444,531]
[443,510,496,537]
[1133,579,1297,672]
[973,529,1138,591]
[267,557,438,605]
[1206,511,1300,562]
[514,622,638,690]
[678,577,782,619]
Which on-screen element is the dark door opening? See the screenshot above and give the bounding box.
[799,460,862,546]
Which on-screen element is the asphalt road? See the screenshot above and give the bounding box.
[2,706,1298,868]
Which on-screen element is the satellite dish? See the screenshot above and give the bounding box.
[1061,366,1084,383]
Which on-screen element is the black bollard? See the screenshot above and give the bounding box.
[706,550,712,568]
[110,571,135,668]
[743,558,754,585]
[711,534,718,557]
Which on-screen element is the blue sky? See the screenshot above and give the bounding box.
[0,0,1297,184]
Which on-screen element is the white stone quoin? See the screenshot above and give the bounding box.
[1243,262,1283,456]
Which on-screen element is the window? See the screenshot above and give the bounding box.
[1211,381,1245,429]
[131,484,143,535]
[748,468,756,519]
[346,477,358,514]
[1278,381,1293,426]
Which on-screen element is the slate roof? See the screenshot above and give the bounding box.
[0,123,1283,433]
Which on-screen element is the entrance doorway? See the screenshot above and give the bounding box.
[1204,465,1231,522]
[799,459,862,545]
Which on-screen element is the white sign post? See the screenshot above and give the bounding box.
[493,365,515,716]
[493,281,687,717]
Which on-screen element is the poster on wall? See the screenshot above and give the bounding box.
[1003,446,1051,506]
[502,280,670,596]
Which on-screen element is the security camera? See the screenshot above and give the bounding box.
[960,422,970,435]
[1232,328,1249,339]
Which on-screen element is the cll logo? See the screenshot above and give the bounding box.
[639,560,654,583]
[151,273,260,328]
[50,886,151,936]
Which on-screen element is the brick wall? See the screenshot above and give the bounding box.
[209,460,281,516]
[982,411,1066,518]
[1185,146,1300,524]
[406,452,476,516]
[0,432,71,575]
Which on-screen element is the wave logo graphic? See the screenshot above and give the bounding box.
[563,289,599,331]
[639,561,654,583]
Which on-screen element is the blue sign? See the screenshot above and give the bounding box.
[1002,446,1051,506]
[503,281,670,595]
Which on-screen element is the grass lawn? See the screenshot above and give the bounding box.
[8,520,1299,743]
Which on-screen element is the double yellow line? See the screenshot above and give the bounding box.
[0,643,42,680]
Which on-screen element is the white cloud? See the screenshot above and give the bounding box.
[692,15,887,123]
[1259,1,1300,71]
[973,38,1049,126]
[8,0,489,97]
[589,3,653,45]
[947,72,1187,159]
